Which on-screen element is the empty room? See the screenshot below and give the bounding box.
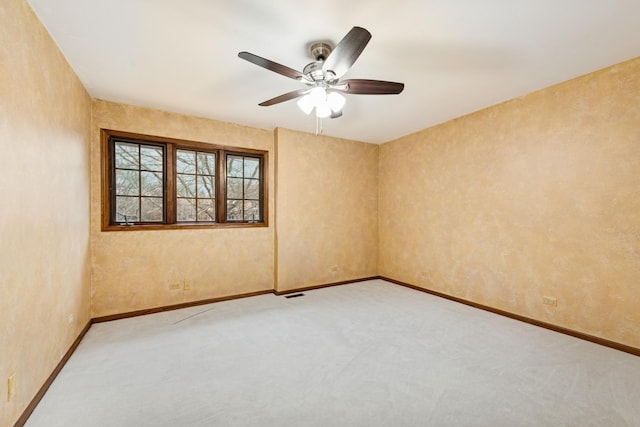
[2,0,639,426]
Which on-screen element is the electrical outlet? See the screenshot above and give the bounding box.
[169,283,181,291]
[543,296,557,306]
[183,282,192,291]
[7,373,15,402]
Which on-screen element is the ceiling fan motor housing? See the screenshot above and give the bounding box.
[302,62,325,82]
[304,42,335,82]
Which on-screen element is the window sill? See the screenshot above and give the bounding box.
[102,222,268,232]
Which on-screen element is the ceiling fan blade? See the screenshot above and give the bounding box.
[339,79,405,95]
[330,110,343,119]
[238,51,305,81]
[259,89,309,106]
[322,27,371,78]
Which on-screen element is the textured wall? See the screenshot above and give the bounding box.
[0,1,92,425]
[379,57,640,348]
[275,128,378,291]
[4,3,639,423]
[90,101,275,317]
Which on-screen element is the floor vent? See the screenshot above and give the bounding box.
[284,293,305,299]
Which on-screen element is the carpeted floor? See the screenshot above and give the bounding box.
[26,279,640,426]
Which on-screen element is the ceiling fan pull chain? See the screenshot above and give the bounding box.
[315,116,324,136]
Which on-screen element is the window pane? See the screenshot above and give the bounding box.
[140,146,163,171]
[141,171,163,197]
[116,170,139,196]
[226,200,243,221]
[177,198,197,221]
[243,200,260,221]
[115,196,139,222]
[141,197,163,222]
[244,179,260,200]
[244,158,260,179]
[197,175,215,198]
[227,156,243,177]
[176,150,196,174]
[224,153,263,223]
[197,152,215,175]
[197,199,216,222]
[115,142,139,169]
[177,174,196,197]
[227,177,243,199]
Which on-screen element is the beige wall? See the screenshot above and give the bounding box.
[379,57,640,348]
[275,128,378,292]
[90,101,275,317]
[0,1,92,425]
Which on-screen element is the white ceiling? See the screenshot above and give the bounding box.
[27,0,640,144]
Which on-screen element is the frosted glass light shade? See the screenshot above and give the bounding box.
[327,92,346,112]
[316,103,331,118]
[309,86,327,106]
[297,95,314,115]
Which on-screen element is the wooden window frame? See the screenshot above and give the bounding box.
[101,129,268,231]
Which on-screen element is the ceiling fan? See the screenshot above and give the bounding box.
[238,26,404,120]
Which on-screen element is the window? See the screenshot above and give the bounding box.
[226,154,261,222]
[112,140,165,223]
[102,129,267,230]
[176,149,216,222]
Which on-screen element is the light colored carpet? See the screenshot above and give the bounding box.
[26,279,640,426]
